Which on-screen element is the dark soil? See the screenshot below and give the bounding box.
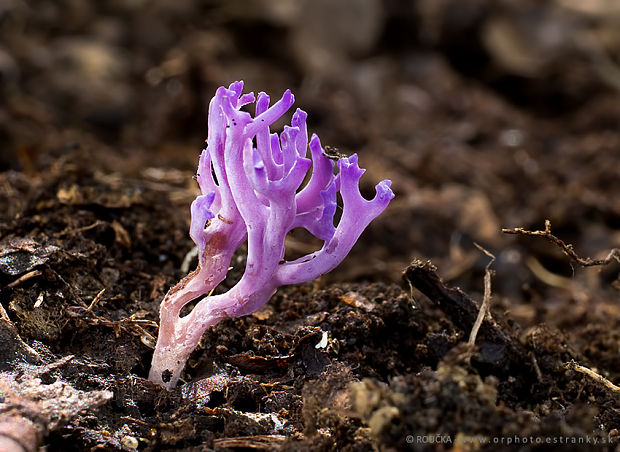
[1,1,619,451]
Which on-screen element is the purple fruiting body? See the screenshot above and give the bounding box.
[149,81,394,389]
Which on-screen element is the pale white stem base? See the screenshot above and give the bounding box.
[148,342,194,389]
[148,262,227,390]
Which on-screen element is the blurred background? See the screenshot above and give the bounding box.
[1,0,619,325]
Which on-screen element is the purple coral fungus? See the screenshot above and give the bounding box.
[149,81,394,389]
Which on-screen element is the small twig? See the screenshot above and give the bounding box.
[6,270,42,289]
[119,416,151,427]
[67,297,158,345]
[94,318,158,328]
[52,221,103,238]
[85,288,105,313]
[468,244,495,346]
[565,360,620,393]
[213,435,286,449]
[502,219,620,267]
